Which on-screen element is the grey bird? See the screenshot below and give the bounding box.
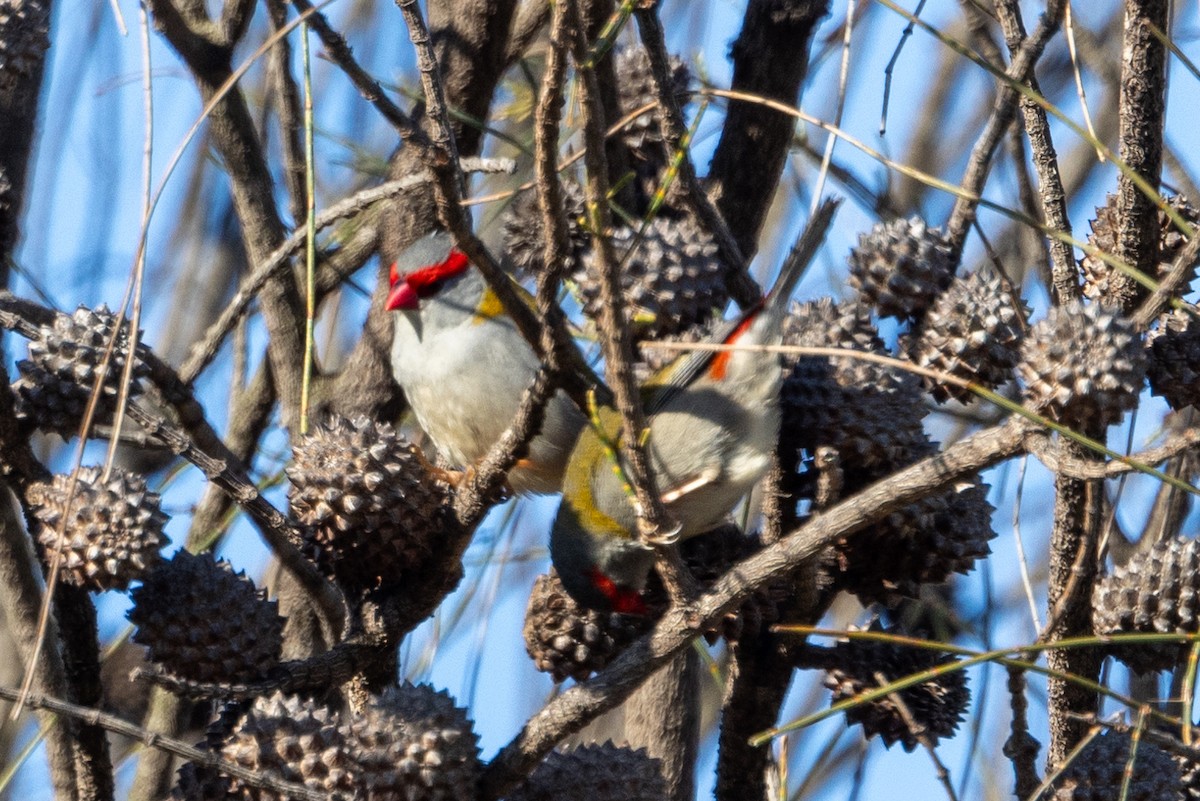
[388,231,585,494]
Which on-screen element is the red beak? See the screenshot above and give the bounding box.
[386,280,420,311]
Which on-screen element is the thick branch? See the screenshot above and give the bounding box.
[480,420,1029,798]
[706,0,829,260]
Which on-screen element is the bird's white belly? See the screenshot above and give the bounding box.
[392,314,581,493]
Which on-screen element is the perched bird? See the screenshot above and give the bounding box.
[388,231,586,494]
[550,205,836,613]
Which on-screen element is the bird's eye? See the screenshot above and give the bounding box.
[417,278,446,298]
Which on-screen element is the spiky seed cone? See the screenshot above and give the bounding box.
[780,299,928,472]
[168,762,234,801]
[907,269,1025,403]
[614,46,690,153]
[1092,536,1200,674]
[524,571,651,682]
[221,692,353,800]
[507,743,667,801]
[27,466,167,592]
[1147,310,1200,411]
[15,305,148,437]
[1082,193,1200,308]
[1051,731,1182,801]
[341,684,480,801]
[847,217,954,321]
[0,0,49,90]
[575,215,728,339]
[502,181,591,279]
[817,627,970,752]
[287,416,448,591]
[831,479,996,606]
[1017,300,1146,428]
[614,45,691,203]
[1178,754,1200,801]
[129,551,282,683]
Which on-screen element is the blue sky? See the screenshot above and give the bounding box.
[7,0,1200,798]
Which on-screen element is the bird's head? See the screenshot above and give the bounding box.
[549,500,655,615]
[386,232,474,312]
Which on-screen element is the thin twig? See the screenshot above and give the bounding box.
[569,0,678,547]
[941,0,1067,263]
[0,682,335,801]
[632,5,759,308]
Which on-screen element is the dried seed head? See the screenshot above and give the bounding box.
[28,466,167,592]
[502,181,591,279]
[288,416,449,591]
[780,298,927,473]
[524,571,651,682]
[15,305,147,438]
[1147,310,1200,411]
[814,625,970,752]
[848,217,954,322]
[221,692,353,800]
[575,215,728,340]
[340,684,480,801]
[1093,536,1200,674]
[129,551,282,683]
[507,742,667,801]
[1051,731,1182,801]
[907,269,1025,403]
[1017,300,1146,428]
[1082,193,1200,310]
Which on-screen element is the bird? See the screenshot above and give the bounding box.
[387,230,586,494]
[549,204,836,613]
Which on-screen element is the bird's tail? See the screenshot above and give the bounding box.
[756,197,840,341]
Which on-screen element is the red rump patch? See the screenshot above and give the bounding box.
[707,303,763,381]
[403,248,471,291]
[588,568,648,615]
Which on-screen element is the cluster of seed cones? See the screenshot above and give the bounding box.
[169,685,667,801]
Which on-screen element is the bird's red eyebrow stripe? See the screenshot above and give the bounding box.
[707,304,762,381]
[403,248,471,289]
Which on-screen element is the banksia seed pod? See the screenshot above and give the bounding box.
[848,217,954,321]
[1050,731,1182,801]
[907,269,1025,403]
[1178,754,1200,801]
[502,181,591,279]
[816,627,970,752]
[129,551,282,683]
[1092,536,1200,674]
[1017,300,1146,428]
[615,45,690,154]
[507,742,667,801]
[0,0,49,90]
[15,304,147,438]
[832,480,995,606]
[1147,310,1200,411]
[1082,193,1200,309]
[341,684,480,801]
[167,762,233,801]
[779,299,927,472]
[288,416,448,590]
[575,216,728,339]
[524,571,650,682]
[27,466,167,592]
[221,692,353,800]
